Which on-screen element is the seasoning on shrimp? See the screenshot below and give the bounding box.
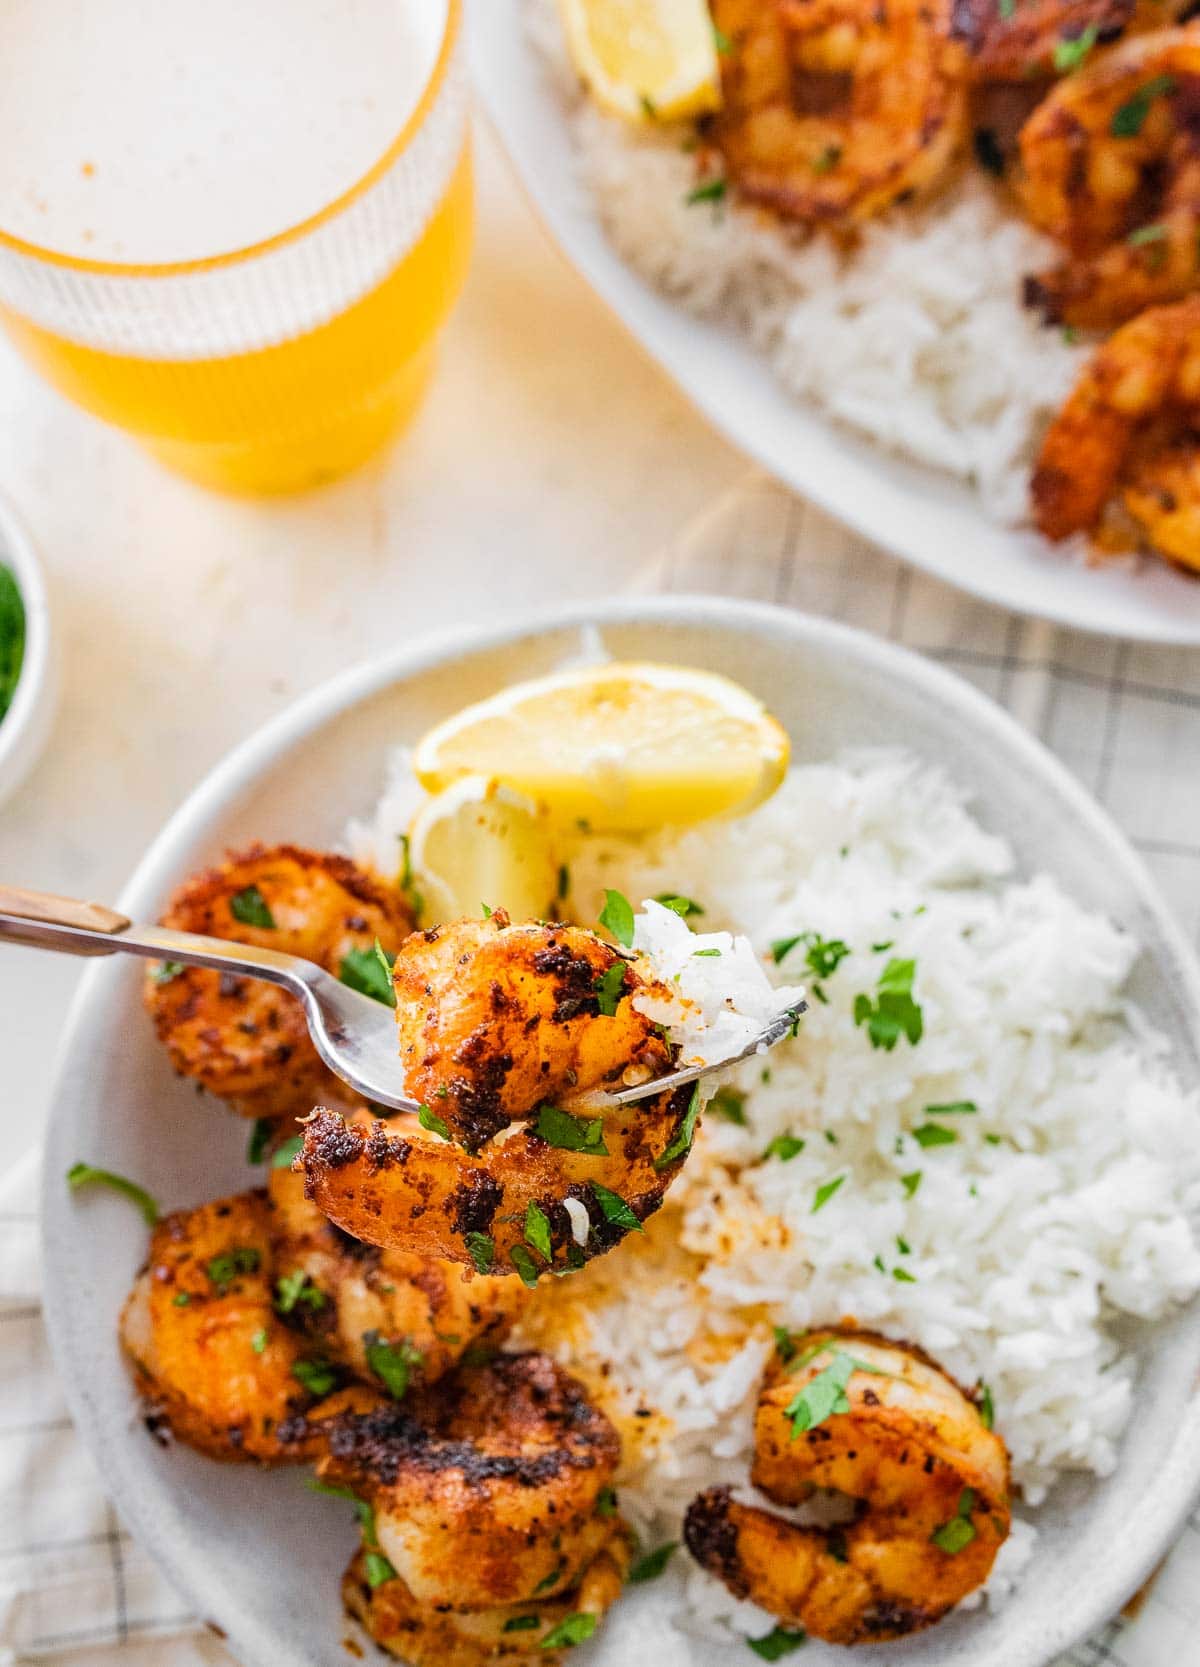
[709,0,969,226]
[683,1329,1011,1644]
[1019,26,1200,328]
[1031,294,1200,565]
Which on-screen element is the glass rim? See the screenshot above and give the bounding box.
[0,0,461,281]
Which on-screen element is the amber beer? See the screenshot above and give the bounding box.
[0,0,470,493]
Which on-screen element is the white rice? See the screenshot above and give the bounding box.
[352,748,1200,1643]
[525,0,1089,526]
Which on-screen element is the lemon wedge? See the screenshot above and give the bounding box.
[407,775,561,924]
[555,0,722,124]
[412,662,790,832]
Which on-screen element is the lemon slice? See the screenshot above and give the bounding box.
[556,0,722,124]
[412,662,790,832]
[408,776,561,924]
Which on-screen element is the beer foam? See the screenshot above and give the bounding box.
[0,0,447,263]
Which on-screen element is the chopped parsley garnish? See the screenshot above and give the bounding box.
[173,1292,191,1307]
[365,1331,423,1398]
[692,947,722,957]
[654,1083,701,1170]
[510,1245,541,1287]
[596,1486,619,1517]
[973,127,1005,176]
[747,1627,808,1660]
[713,19,733,52]
[764,1133,805,1162]
[931,1488,978,1554]
[1111,74,1174,138]
[709,1086,748,1125]
[893,1266,917,1283]
[1128,221,1168,246]
[534,1103,607,1154]
[598,888,635,947]
[246,1118,272,1165]
[773,1325,798,1364]
[533,1560,566,1596]
[65,1163,159,1225]
[913,1123,957,1148]
[338,940,396,1007]
[150,959,184,985]
[251,1327,268,1352]
[364,1551,398,1589]
[465,1231,495,1274]
[271,1134,303,1169]
[873,1254,886,1273]
[229,884,275,929]
[640,92,658,119]
[1052,24,1097,72]
[783,1347,883,1438]
[594,960,627,1016]
[686,177,727,206]
[629,1542,679,1583]
[811,1174,845,1213]
[591,1181,642,1233]
[978,1382,995,1430]
[901,1170,923,1198]
[853,958,923,1050]
[998,0,1015,17]
[0,564,25,723]
[896,1235,911,1255]
[557,864,570,901]
[418,1105,452,1141]
[812,144,842,174]
[397,832,424,919]
[540,1613,597,1650]
[525,1201,553,1262]
[207,1247,261,1292]
[292,1357,338,1398]
[925,1101,977,1116]
[655,893,704,918]
[504,1615,542,1634]
[275,1269,326,1314]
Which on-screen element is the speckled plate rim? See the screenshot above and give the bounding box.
[40,594,1200,1667]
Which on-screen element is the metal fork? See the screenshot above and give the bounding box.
[0,883,804,1113]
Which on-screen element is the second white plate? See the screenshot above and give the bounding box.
[470,0,1200,643]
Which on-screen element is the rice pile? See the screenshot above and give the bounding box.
[353,748,1200,1643]
[525,0,1088,526]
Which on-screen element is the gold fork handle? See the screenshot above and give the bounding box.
[0,884,132,955]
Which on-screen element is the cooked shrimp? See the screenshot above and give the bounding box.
[391,911,672,1151]
[305,1352,621,1611]
[342,1527,632,1667]
[119,1189,359,1462]
[1031,296,1200,557]
[300,1078,698,1275]
[684,1329,1010,1644]
[951,0,1186,81]
[1020,27,1200,327]
[709,0,968,225]
[267,1124,525,1385]
[144,843,414,1121]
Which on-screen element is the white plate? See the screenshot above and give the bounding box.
[469,0,1200,644]
[42,598,1200,1667]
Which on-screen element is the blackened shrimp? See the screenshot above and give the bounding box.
[710,0,968,225]
[684,1330,1010,1644]
[390,911,672,1151]
[1020,27,1200,327]
[300,1080,698,1278]
[341,1528,632,1666]
[951,0,1188,81]
[144,844,414,1121]
[307,1352,622,1611]
[1031,294,1200,562]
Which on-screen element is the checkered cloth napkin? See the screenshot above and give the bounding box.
[4,472,1200,1665]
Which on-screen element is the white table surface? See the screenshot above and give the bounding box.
[0,126,746,1172]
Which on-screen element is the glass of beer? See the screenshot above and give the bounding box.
[0,0,471,494]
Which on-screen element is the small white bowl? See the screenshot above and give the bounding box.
[0,494,56,808]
